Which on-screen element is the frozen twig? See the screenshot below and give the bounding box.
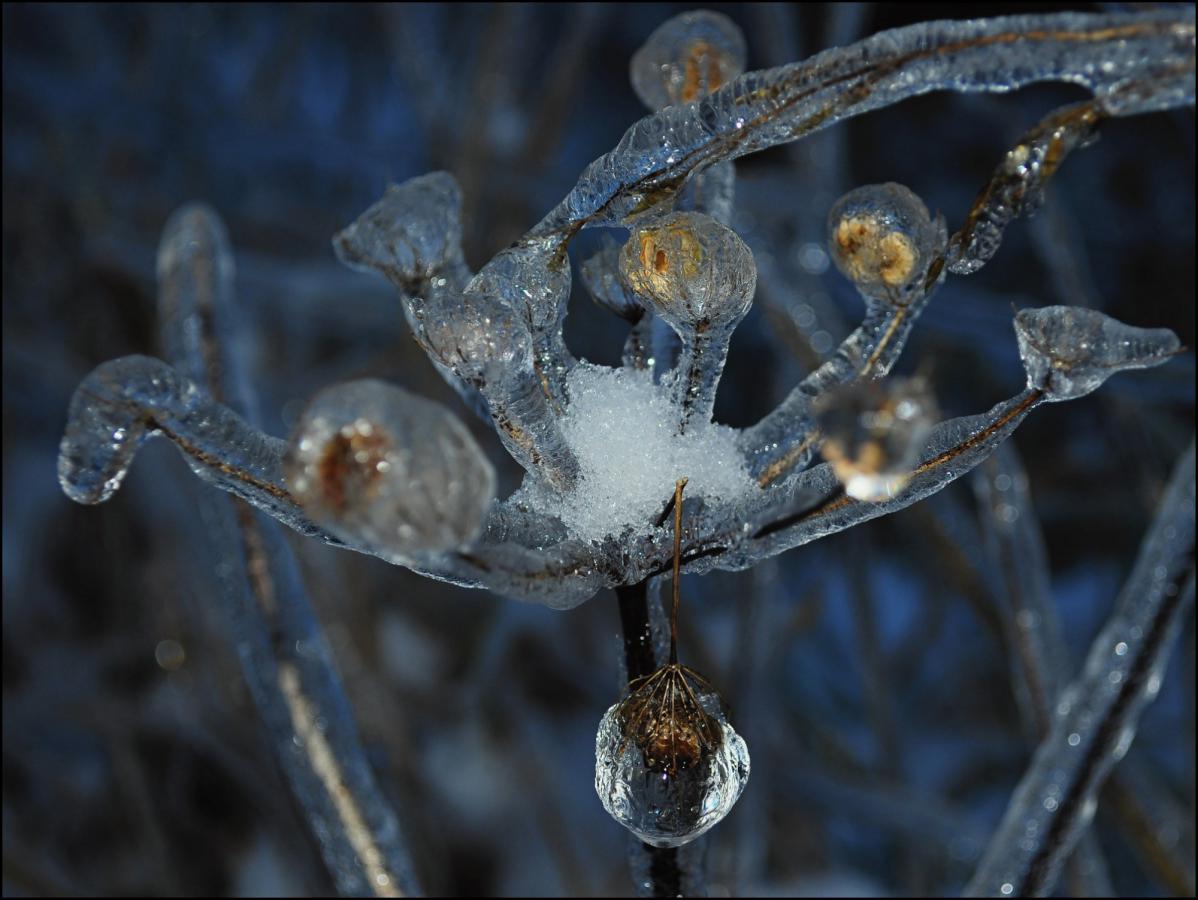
[965,440,1196,897]
[975,443,1113,895]
[151,205,420,897]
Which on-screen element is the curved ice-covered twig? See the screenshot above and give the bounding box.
[965,440,1196,898]
[332,172,489,422]
[155,204,420,897]
[58,354,311,527]
[948,101,1100,276]
[529,9,1194,242]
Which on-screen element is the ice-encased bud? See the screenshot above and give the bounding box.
[630,10,746,110]
[828,183,946,306]
[595,663,750,848]
[1015,306,1182,402]
[815,376,937,502]
[333,172,465,288]
[620,211,756,333]
[284,379,495,555]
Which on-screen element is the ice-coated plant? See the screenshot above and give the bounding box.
[55,6,1194,897]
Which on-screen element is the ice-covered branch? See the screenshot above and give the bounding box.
[529,9,1194,241]
[634,306,1183,582]
[974,444,1114,895]
[965,440,1196,898]
[976,444,1066,739]
[155,205,420,897]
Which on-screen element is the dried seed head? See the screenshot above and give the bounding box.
[828,183,945,306]
[617,664,722,776]
[815,376,937,502]
[285,379,495,555]
[619,211,756,333]
[630,10,746,110]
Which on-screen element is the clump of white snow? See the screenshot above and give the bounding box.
[516,362,758,542]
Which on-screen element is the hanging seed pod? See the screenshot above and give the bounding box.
[619,211,756,431]
[595,479,750,847]
[815,375,938,502]
[630,10,746,110]
[285,379,495,556]
[827,182,946,307]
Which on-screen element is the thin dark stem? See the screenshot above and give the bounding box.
[670,478,688,665]
[614,577,687,898]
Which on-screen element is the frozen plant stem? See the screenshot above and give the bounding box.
[974,444,1113,894]
[966,441,1196,898]
[612,481,703,897]
[154,206,419,896]
[614,579,695,899]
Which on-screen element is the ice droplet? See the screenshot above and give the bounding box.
[594,663,749,848]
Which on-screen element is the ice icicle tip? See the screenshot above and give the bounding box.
[285,379,495,556]
[630,10,747,110]
[1014,306,1182,402]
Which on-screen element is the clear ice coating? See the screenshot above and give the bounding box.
[619,212,756,431]
[595,664,750,848]
[629,10,747,111]
[827,182,946,306]
[284,379,495,556]
[1014,306,1182,401]
[463,240,576,403]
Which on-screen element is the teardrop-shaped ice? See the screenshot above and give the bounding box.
[1014,306,1181,402]
[595,663,749,848]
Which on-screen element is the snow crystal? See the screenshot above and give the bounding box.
[517,361,758,542]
